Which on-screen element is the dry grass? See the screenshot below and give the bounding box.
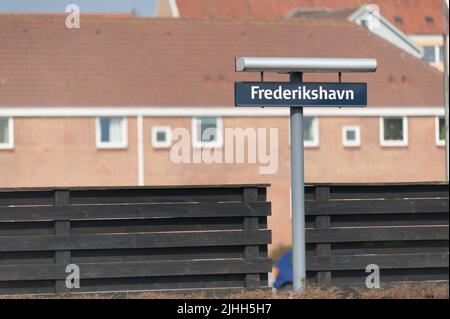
[223,285,344,299]
[0,283,447,299]
[352,282,449,299]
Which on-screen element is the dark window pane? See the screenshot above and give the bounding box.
[156,131,166,142]
[439,118,445,141]
[384,118,403,141]
[99,117,124,143]
[0,118,9,144]
[198,117,217,142]
[346,130,356,141]
[394,16,403,24]
[100,118,111,142]
[423,46,436,63]
[304,117,314,141]
[360,19,369,29]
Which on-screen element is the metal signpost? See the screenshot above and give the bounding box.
[442,0,449,181]
[234,57,377,292]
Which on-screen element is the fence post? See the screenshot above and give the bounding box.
[54,189,71,293]
[242,187,260,289]
[313,186,331,284]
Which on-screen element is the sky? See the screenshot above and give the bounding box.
[0,0,157,16]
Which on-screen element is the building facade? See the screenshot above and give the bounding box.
[0,15,446,248]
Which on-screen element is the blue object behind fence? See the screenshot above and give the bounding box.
[273,251,293,289]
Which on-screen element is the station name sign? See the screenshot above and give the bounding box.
[235,82,367,107]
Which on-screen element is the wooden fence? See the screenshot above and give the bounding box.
[0,185,272,295]
[0,183,448,295]
[304,183,449,286]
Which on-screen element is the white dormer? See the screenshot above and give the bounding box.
[349,4,424,59]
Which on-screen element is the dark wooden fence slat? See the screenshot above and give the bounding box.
[0,191,55,206]
[328,240,449,256]
[69,246,245,263]
[68,185,268,204]
[69,217,249,234]
[324,184,449,200]
[0,258,272,281]
[307,253,449,271]
[0,202,271,222]
[324,268,449,285]
[0,230,271,252]
[73,275,248,293]
[329,213,449,227]
[306,226,449,243]
[306,198,449,216]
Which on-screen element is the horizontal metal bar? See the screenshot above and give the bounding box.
[235,57,378,73]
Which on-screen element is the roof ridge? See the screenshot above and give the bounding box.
[0,13,357,26]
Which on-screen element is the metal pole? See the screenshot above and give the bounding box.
[442,0,449,181]
[289,72,306,292]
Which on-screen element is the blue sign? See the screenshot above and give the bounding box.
[234,82,367,107]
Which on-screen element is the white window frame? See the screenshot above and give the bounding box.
[95,117,128,149]
[421,44,445,67]
[288,117,320,147]
[379,116,408,147]
[304,117,320,148]
[152,126,172,149]
[192,117,223,149]
[0,117,14,150]
[431,45,443,65]
[422,45,438,64]
[342,125,361,148]
[436,116,446,146]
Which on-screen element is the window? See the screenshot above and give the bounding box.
[152,126,172,148]
[436,117,446,146]
[96,117,127,148]
[342,125,361,147]
[423,45,445,64]
[0,117,13,149]
[360,19,369,29]
[425,16,434,25]
[423,46,436,63]
[192,117,223,148]
[304,117,319,148]
[394,16,403,24]
[380,117,408,147]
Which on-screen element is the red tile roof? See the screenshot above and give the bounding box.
[176,0,446,34]
[0,14,443,107]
